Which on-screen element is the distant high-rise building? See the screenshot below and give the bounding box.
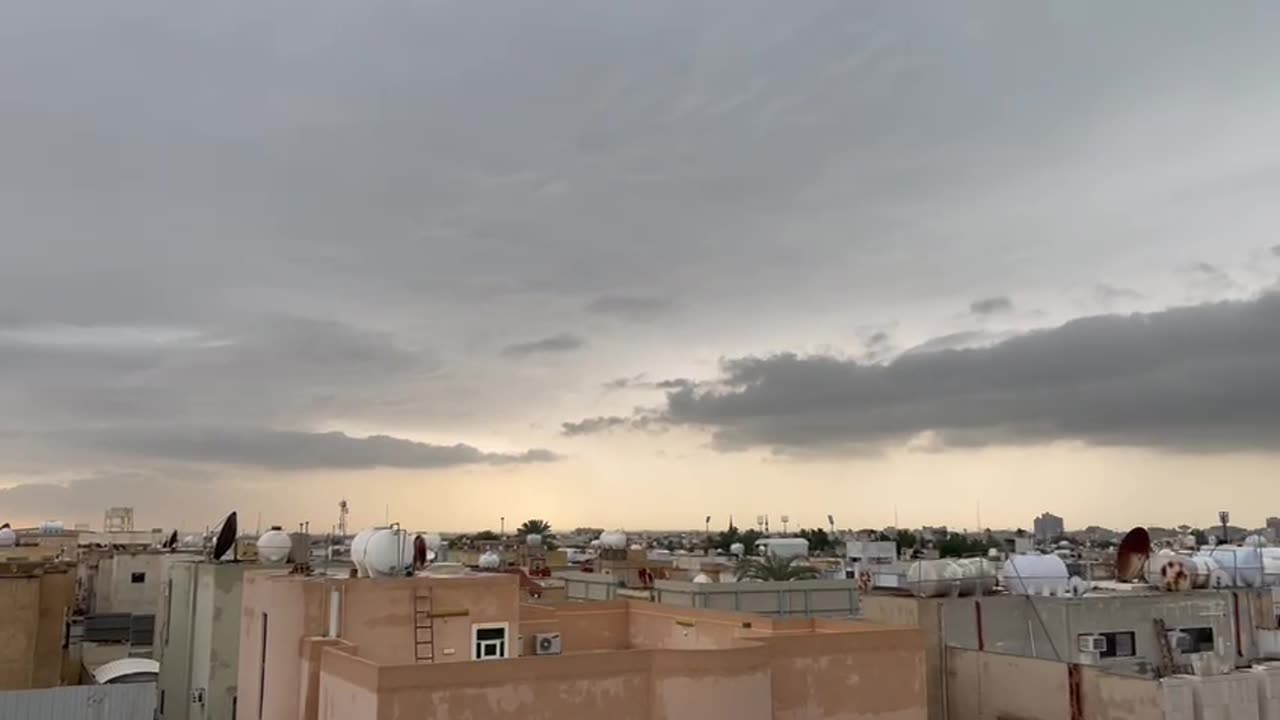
[1267,517,1280,542]
[1033,512,1064,542]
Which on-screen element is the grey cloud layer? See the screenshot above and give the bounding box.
[68,429,558,470]
[500,333,585,358]
[970,297,1014,315]
[0,316,555,469]
[576,294,1280,453]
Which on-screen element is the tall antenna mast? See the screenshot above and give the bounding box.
[337,499,349,537]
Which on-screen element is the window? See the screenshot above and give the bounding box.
[1173,627,1215,654]
[130,572,146,584]
[1098,631,1136,658]
[472,623,509,661]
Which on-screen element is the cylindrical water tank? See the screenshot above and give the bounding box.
[1261,548,1280,587]
[599,531,628,549]
[906,560,963,598]
[478,550,502,569]
[692,573,713,584]
[420,533,443,551]
[1001,554,1069,596]
[257,528,292,564]
[1145,552,1193,592]
[38,521,64,535]
[526,533,543,547]
[364,528,413,577]
[1187,556,1220,589]
[729,542,745,557]
[0,527,15,547]
[1198,546,1263,587]
[955,558,998,595]
[351,528,378,578]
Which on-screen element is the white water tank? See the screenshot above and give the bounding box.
[478,550,502,569]
[351,528,378,578]
[421,533,444,551]
[955,558,998,595]
[599,531,627,549]
[692,573,713,584]
[364,528,413,577]
[38,521,64,535]
[906,560,963,597]
[729,542,745,557]
[1146,553,1196,591]
[1198,546,1264,587]
[1187,555,1221,589]
[257,528,292,564]
[1261,548,1280,587]
[0,527,15,547]
[1001,553,1069,596]
[754,538,810,560]
[526,533,544,547]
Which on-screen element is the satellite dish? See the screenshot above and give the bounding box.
[0,523,9,530]
[413,534,428,568]
[1114,527,1151,582]
[212,511,238,562]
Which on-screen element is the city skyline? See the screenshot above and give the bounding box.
[3,2,1280,531]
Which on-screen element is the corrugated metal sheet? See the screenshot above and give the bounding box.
[0,683,156,720]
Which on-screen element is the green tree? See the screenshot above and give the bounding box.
[1191,529,1209,546]
[517,519,552,537]
[895,529,919,549]
[798,528,833,554]
[472,530,500,542]
[734,554,821,582]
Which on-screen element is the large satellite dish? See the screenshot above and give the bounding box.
[1114,527,1151,582]
[212,511,238,562]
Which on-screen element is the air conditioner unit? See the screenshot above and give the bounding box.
[1078,635,1107,653]
[534,632,562,656]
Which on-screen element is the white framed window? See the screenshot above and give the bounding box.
[471,622,509,661]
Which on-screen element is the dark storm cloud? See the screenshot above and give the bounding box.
[66,429,558,470]
[580,294,1280,453]
[969,297,1014,315]
[499,333,585,358]
[585,296,672,322]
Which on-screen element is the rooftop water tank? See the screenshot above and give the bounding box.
[257,527,292,564]
[906,560,963,598]
[729,542,745,557]
[1001,553,1069,596]
[364,528,413,577]
[599,531,627,549]
[478,550,502,569]
[1197,546,1263,587]
[692,573,713,584]
[0,527,15,547]
[1145,552,1194,592]
[38,520,64,535]
[526,533,544,547]
[955,558,998,595]
[351,528,379,578]
[421,533,444,551]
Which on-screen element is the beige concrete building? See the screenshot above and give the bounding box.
[94,550,166,615]
[237,570,926,720]
[0,560,75,690]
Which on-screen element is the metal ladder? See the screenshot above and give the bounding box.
[414,589,434,663]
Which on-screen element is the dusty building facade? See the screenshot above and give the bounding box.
[236,570,925,720]
[0,560,75,690]
[156,560,252,720]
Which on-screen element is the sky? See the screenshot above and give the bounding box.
[3,1,1280,534]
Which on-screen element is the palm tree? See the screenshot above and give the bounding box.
[517,519,552,537]
[734,554,820,582]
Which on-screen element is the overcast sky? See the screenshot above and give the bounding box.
[3,1,1280,533]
